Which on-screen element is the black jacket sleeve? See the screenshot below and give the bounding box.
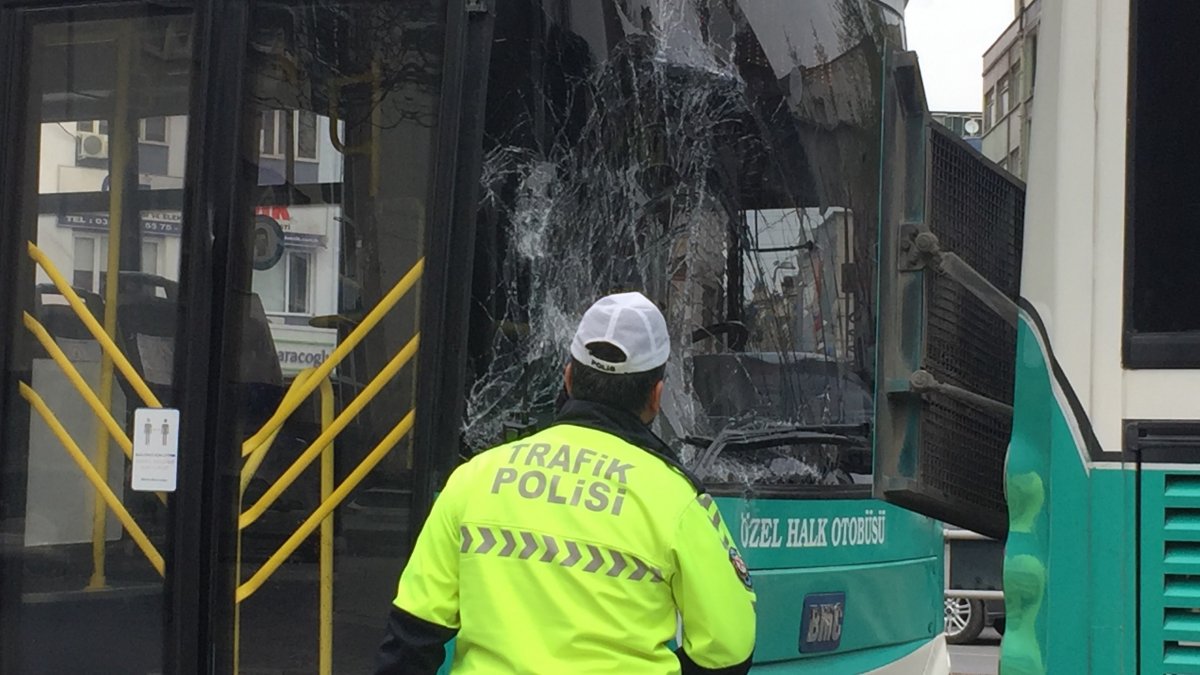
[676,648,748,672]
[374,607,458,675]
[676,647,753,675]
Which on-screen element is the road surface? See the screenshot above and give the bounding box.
[949,629,1000,674]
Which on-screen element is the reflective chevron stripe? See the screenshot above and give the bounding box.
[461,525,662,582]
[696,493,733,549]
[584,545,604,573]
[629,555,655,581]
[561,540,581,567]
[499,529,517,557]
[518,531,537,559]
[477,527,497,554]
[540,535,558,562]
[608,551,627,577]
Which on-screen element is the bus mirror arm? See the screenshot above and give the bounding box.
[908,369,1014,419]
[912,231,1020,329]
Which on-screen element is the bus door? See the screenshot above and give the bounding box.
[0,6,197,672]
[228,3,484,672]
[0,1,479,673]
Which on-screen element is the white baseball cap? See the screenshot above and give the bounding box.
[570,292,670,374]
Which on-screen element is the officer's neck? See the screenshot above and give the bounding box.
[557,398,649,429]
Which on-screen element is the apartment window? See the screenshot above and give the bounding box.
[141,241,160,275]
[1011,60,1023,100]
[252,249,313,315]
[72,234,162,292]
[261,110,285,158]
[78,119,167,142]
[296,111,318,161]
[287,252,310,313]
[260,110,320,161]
[77,120,110,135]
[984,91,996,130]
[1030,35,1038,89]
[138,117,168,144]
[72,236,96,290]
[997,74,1010,116]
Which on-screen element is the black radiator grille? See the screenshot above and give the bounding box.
[919,125,1025,532]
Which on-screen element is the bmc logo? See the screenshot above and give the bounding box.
[799,592,845,653]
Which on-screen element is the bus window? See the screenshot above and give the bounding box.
[1126,2,1200,367]
[463,0,902,496]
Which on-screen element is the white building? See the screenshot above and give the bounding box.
[981,0,1040,177]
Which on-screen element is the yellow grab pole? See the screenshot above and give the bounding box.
[23,313,166,504]
[21,383,164,576]
[27,243,161,409]
[237,410,415,603]
[242,259,424,456]
[318,376,334,675]
[88,26,133,590]
[240,334,419,529]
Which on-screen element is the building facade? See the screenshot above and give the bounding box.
[931,111,984,151]
[981,0,1040,178]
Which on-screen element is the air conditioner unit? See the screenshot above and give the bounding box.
[77,132,109,160]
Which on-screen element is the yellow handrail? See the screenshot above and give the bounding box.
[229,260,424,671]
[20,382,165,576]
[24,313,167,504]
[27,242,162,409]
[237,409,415,603]
[326,68,380,156]
[239,333,419,529]
[242,258,424,456]
[25,312,134,461]
[241,377,309,461]
[239,426,282,496]
[239,368,316,496]
[318,375,335,675]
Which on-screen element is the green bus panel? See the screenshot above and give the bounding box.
[716,497,942,669]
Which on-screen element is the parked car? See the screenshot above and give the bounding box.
[944,527,1005,644]
[944,596,1005,644]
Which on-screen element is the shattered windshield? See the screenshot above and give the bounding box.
[464,0,902,493]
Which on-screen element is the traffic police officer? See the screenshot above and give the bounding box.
[376,292,756,674]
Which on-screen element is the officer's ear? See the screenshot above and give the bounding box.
[643,379,664,422]
[564,361,574,396]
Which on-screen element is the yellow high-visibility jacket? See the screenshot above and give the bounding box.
[387,400,756,674]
